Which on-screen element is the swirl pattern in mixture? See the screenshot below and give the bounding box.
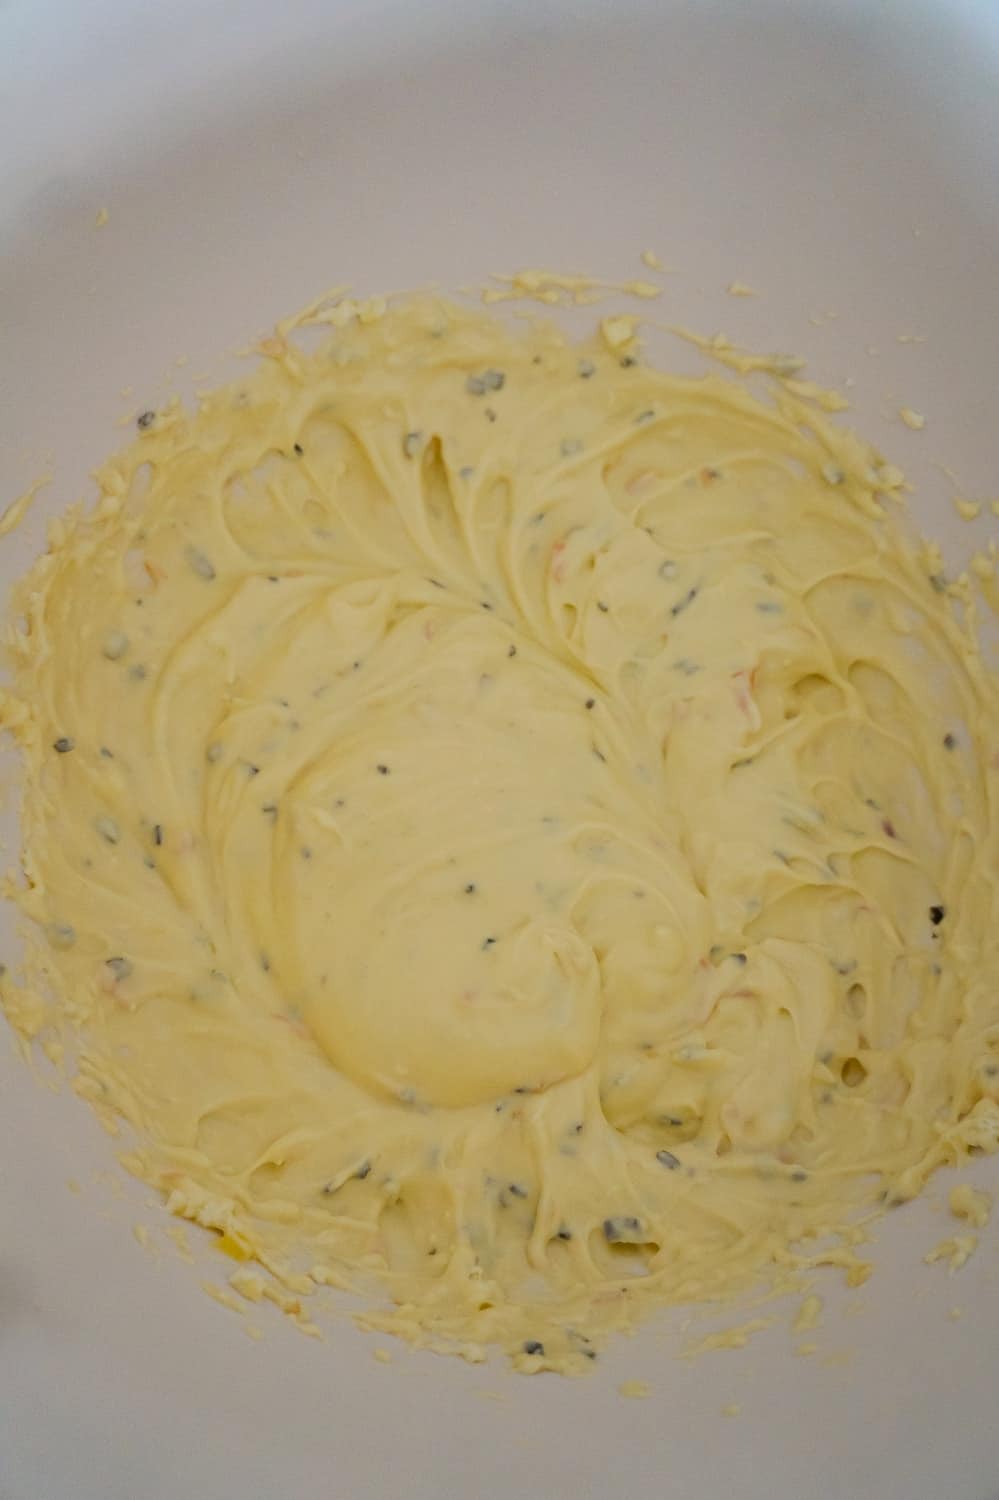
[2,294,998,1370]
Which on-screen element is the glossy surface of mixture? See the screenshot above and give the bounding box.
[3,297,998,1370]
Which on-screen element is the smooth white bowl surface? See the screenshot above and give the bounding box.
[2,3,998,1497]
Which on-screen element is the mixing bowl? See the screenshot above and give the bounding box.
[2,2,998,1495]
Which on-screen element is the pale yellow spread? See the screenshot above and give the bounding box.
[3,294,999,1373]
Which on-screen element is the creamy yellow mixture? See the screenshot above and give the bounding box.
[3,294,999,1372]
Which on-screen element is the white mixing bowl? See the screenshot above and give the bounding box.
[2,3,998,1496]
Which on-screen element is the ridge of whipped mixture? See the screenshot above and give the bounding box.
[2,292,998,1372]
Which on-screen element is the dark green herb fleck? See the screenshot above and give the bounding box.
[671,586,699,617]
[585,698,595,710]
[293,442,304,456]
[482,935,497,950]
[137,410,155,430]
[376,764,391,776]
[656,1149,680,1170]
[185,546,217,581]
[153,824,164,846]
[508,1182,527,1199]
[603,1216,643,1243]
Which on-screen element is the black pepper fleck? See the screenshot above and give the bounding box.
[53,737,75,754]
[523,1341,544,1357]
[929,904,946,926]
[137,410,155,430]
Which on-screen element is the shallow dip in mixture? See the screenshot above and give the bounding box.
[2,293,998,1371]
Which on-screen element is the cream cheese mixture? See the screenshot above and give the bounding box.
[2,292,998,1371]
